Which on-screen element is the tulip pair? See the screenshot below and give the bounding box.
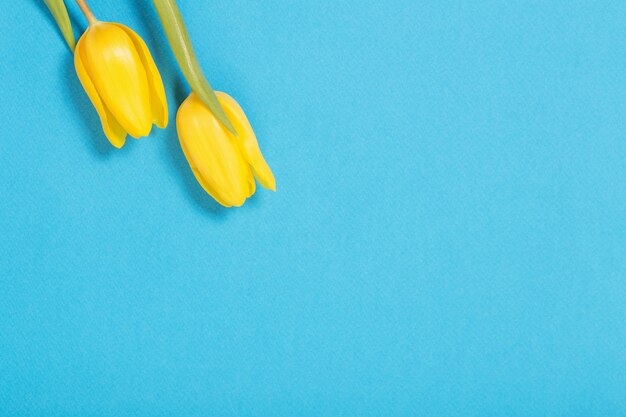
[73,8,275,207]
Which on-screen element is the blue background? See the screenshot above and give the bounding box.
[1,0,625,415]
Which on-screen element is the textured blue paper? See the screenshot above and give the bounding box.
[1,0,625,415]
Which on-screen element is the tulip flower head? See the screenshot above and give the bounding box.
[177,92,276,207]
[74,5,167,148]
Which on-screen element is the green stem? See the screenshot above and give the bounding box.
[75,0,97,25]
[152,0,237,136]
[43,0,76,51]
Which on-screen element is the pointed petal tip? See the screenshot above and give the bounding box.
[256,168,276,192]
[213,193,246,208]
[262,174,277,192]
[110,138,126,149]
[126,124,152,139]
[155,116,169,129]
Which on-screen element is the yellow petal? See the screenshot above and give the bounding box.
[176,93,252,207]
[216,92,276,191]
[113,24,168,129]
[246,174,257,198]
[74,37,127,148]
[80,22,152,138]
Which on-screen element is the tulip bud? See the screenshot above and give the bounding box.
[74,22,168,148]
[176,92,276,207]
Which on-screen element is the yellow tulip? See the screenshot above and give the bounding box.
[74,21,168,148]
[176,92,276,207]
